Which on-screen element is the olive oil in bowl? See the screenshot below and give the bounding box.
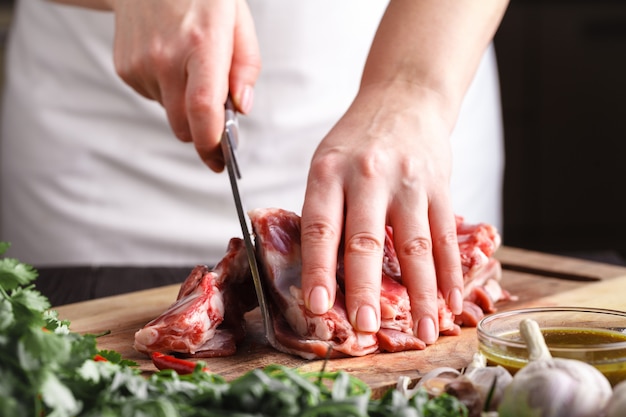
[477,307,626,386]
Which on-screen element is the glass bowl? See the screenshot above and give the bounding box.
[477,306,626,385]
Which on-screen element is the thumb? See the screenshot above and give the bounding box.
[230,0,261,115]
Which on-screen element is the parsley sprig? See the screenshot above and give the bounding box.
[0,242,99,416]
[0,242,468,416]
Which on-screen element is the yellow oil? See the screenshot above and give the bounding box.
[479,327,626,386]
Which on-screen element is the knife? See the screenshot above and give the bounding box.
[220,96,276,346]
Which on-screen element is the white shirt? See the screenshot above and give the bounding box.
[0,0,503,267]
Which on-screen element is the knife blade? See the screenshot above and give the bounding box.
[220,96,275,346]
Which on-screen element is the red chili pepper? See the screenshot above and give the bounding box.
[93,354,108,362]
[151,351,208,375]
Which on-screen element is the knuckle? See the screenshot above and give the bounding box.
[303,264,336,282]
[186,87,213,115]
[301,220,338,243]
[399,236,432,257]
[356,149,389,179]
[437,229,458,247]
[345,233,383,256]
[234,51,263,77]
[302,263,336,290]
[399,154,418,178]
[186,27,206,49]
[146,40,168,67]
[309,150,342,179]
[408,286,439,307]
[351,284,380,298]
[440,264,463,284]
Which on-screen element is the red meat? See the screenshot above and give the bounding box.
[134,208,508,359]
[134,238,256,357]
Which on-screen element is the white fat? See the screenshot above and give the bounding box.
[209,290,225,317]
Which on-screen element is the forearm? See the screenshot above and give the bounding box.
[48,0,113,11]
[362,0,509,125]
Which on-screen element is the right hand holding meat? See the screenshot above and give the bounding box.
[110,0,261,172]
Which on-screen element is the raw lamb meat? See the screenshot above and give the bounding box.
[249,208,379,359]
[134,208,508,360]
[134,238,257,357]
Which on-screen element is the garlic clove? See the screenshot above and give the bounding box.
[420,375,458,397]
[396,367,461,399]
[414,367,461,397]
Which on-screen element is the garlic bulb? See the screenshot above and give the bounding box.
[605,380,626,417]
[463,352,513,411]
[498,319,613,417]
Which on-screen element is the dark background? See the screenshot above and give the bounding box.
[495,1,626,264]
[1,1,625,264]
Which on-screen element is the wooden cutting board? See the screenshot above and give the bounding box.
[526,275,626,310]
[54,247,626,397]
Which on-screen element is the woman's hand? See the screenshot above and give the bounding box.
[300,82,464,345]
[111,0,261,171]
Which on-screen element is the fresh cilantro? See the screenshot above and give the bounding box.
[0,241,9,256]
[0,297,13,331]
[96,349,139,367]
[0,255,39,291]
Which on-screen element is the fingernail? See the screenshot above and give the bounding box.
[356,305,379,333]
[416,317,437,345]
[448,288,463,315]
[308,286,330,315]
[238,85,254,114]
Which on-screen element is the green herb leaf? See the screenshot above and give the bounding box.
[40,371,82,416]
[0,242,10,256]
[0,257,38,291]
[0,297,14,331]
[97,349,139,367]
[11,285,50,313]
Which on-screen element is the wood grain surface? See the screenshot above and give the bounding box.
[54,246,626,397]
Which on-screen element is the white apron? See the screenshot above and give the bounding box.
[0,0,503,267]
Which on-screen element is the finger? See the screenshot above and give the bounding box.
[300,154,345,316]
[338,148,391,334]
[342,179,387,334]
[185,16,234,172]
[429,195,464,315]
[186,54,228,172]
[389,194,440,345]
[159,61,193,143]
[230,0,262,115]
